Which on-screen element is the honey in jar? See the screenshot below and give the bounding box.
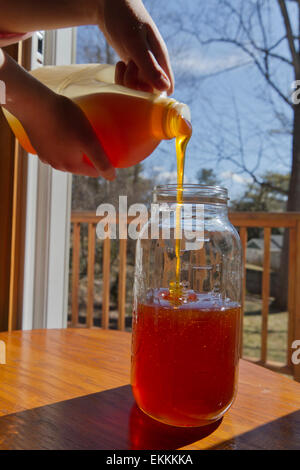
[132,185,242,427]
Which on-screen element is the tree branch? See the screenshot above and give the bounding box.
[193,34,293,107]
[277,0,300,77]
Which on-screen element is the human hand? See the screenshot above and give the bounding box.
[0,0,174,94]
[1,47,115,179]
[97,0,174,94]
[20,92,116,179]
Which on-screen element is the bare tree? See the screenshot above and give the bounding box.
[182,0,299,210]
[174,0,299,308]
[77,25,117,65]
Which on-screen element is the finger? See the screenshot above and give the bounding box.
[47,160,62,172]
[115,61,126,86]
[146,27,175,95]
[123,60,152,91]
[134,79,153,93]
[72,158,102,178]
[81,166,102,178]
[59,154,102,177]
[123,60,139,89]
[84,136,116,181]
[79,118,116,180]
[125,60,154,92]
[36,153,59,169]
[128,37,171,92]
[116,60,152,92]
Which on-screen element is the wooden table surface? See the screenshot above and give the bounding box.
[0,328,299,450]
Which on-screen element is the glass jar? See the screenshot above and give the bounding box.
[131,184,242,427]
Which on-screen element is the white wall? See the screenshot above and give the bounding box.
[22,29,75,329]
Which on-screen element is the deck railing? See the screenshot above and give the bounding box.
[70,211,300,381]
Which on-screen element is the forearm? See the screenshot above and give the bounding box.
[0,0,100,33]
[0,48,115,180]
[0,48,54,122]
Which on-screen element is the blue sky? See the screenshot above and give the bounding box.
[76,0,293,201]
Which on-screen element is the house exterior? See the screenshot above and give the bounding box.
[246,234,283,270]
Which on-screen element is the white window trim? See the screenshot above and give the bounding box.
[22,28,76,329]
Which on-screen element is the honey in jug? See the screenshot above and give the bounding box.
[2,63,191,169]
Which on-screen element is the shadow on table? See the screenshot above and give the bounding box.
[128,401,221,450]
[0,384,221,450]
[208,409,300,450]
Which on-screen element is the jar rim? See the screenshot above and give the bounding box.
[154,184,229,203]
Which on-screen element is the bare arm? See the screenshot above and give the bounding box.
[0,0,174,177]
[0,0,174,94]
[0,0,96,32]
[0,48,116,179]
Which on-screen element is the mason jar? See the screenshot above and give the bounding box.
[131,184,242,427]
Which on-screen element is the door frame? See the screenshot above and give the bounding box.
[22,28,76,330]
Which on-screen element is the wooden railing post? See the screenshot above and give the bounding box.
[239,227,247,357]
[102,236,111,329]
[118,239,127,331]
[261,228,271,364]
[293,220,300,381]
[71,223,80,327]
[87,223,96,328]
[288,228,296,367]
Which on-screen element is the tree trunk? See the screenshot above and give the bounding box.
[287,104,300,212]
[275,102,300,309]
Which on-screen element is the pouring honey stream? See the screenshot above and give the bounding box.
[169,115,192,302]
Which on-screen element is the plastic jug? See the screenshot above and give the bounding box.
[3,64,191,168]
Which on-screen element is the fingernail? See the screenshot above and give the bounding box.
[156,73,170,90]
[104,167,116,181]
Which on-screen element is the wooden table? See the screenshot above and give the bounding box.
[0,328,299,450]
